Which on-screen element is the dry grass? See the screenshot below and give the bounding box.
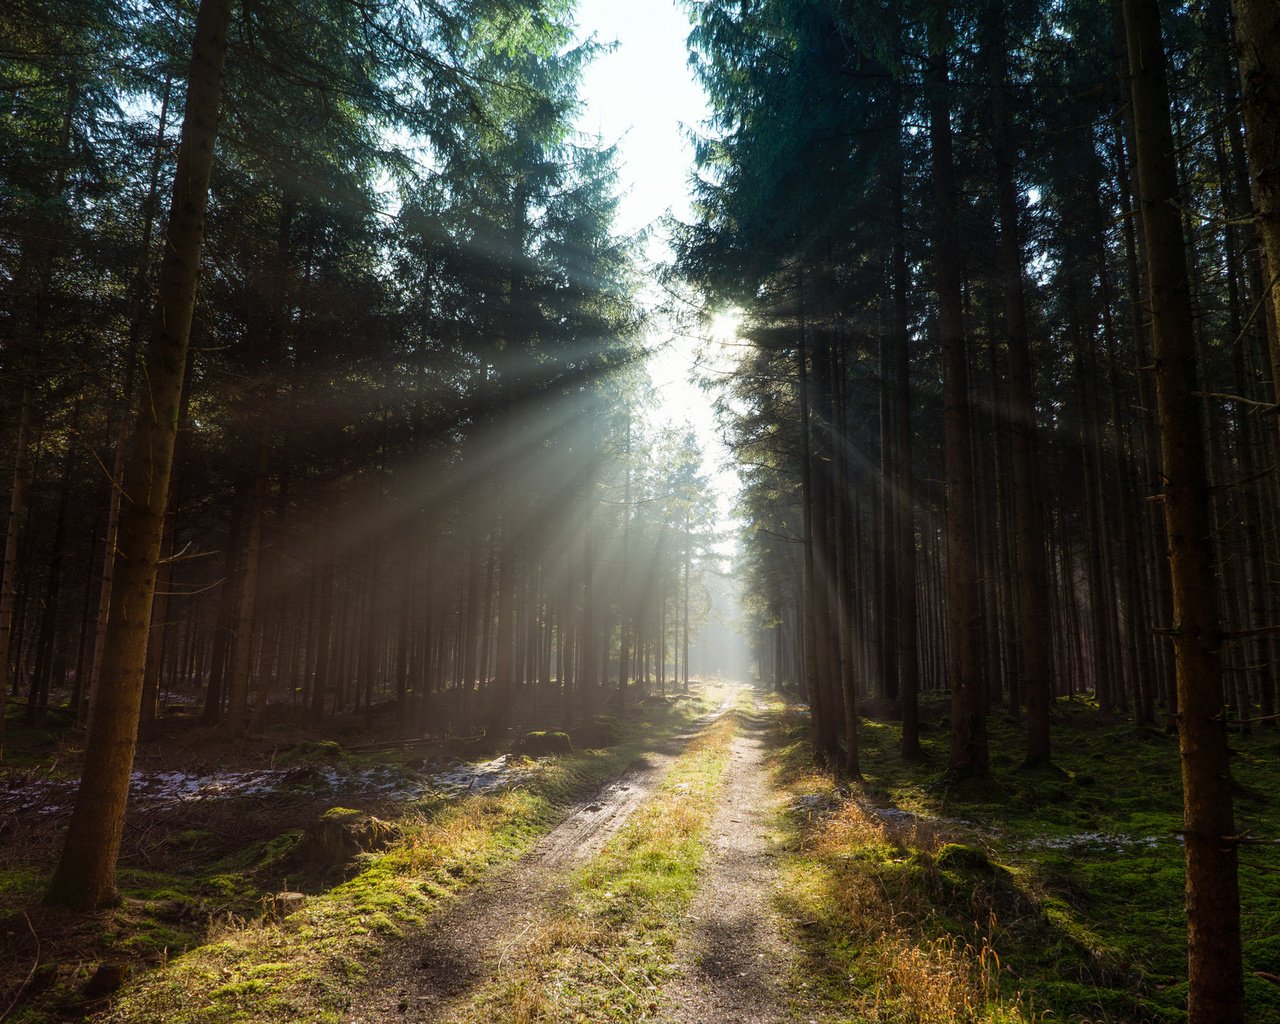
[867,933,1033,1024]
[765,704,1043,1024]
[100,788,552,1024]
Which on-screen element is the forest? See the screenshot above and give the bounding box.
[1,0,1278,1022]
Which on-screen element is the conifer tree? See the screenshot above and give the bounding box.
[1122,0,1244,1015]
[47,0,235,909]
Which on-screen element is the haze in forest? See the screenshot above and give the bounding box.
[573,0,747,536]
[1,1,1278,1022]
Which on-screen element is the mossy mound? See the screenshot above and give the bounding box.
[284,807,399,875]
[934,842,998,874]
[514,730,574,756]
[637,696,677,720]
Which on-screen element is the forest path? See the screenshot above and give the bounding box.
[655,707,804,1024]
[344,697,732,1024]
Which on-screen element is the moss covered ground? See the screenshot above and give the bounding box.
[767,694,1280,1024]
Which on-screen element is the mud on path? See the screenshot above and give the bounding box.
[345,699,732,1024]
[655,709,803,1024]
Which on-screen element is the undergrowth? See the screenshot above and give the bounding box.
[766,693,1280,1024]
[452,707,739,1024]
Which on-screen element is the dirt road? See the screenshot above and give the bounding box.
[345,703,735,1023]
[656,709,802,1024]
[344,693,811,1024]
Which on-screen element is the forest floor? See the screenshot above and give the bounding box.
[3,685,1279,1024]
[766,697,1280,1024]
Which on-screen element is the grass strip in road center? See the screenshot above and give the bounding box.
[453,709,740,1024]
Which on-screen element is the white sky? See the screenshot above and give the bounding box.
[572,0,706,237]
[572,0,743,535]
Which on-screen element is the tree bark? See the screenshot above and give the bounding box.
[828,311,861,776]
[1231,0,1280,397]
[27,402,80,717]
[0,388,33,762]
[797,273,839,765]
[887,71,920,760]
[225,428,269,733]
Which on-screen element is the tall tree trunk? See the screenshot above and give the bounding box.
[1111,12,1177,713]
[224,428,269,733]
[0,388,33,762]
[1123,0,1244,1017]
[1098,243,1152,721]
[829,312,861,777]
[1216,125,1277,724]
[984,2,1054,765]
[83,422,126,728]
[27,402,80,717]
[888,73,920,760]
[489,517,515,734]
[139,494,177,742]
[581,522,597,714]
[682,537,690,691]
[46,0,234,910]
[203,491,244,724]
[84,76,173,729]
[876,320,898,705]
[928,13,987,777]
[618,411,632,705]
[316,597,333,715]
[798,277,838,765]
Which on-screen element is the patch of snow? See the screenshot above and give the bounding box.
[861,802,931,825]
[1014,831,1167,853]
[0,753,531,821]
[856,799,977,829]
[157,691,204,707]
[425,755,523,797]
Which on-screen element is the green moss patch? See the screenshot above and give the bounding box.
[513,730,574,756]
